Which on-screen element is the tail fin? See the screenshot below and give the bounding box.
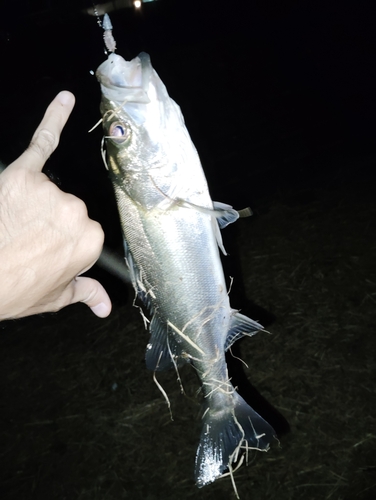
[194,392,275,487]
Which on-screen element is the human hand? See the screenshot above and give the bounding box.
[0,91,112,320]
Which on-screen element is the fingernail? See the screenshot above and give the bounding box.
[56,91,74,106]
[90,302,111,318]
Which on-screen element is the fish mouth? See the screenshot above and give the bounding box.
[96,52,152,104]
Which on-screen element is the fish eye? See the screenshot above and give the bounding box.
[108,121,131,143]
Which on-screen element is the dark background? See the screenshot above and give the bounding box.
[1,0,375,238]
[0,1,375,499]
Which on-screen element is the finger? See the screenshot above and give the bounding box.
[21,91,76,172]
[70,276,112,318]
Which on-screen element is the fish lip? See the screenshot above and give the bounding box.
[96,52,151,104]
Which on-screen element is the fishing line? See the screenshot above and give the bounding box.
[91,3,117,54]
[91,3,102,27]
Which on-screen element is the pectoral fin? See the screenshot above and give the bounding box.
[212,201,239,228]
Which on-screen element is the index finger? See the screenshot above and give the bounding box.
[21,91,76,172]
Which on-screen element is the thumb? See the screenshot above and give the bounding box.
[71,276,112,318]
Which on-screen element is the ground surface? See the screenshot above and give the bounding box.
[1,174,375,500]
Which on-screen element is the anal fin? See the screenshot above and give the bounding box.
[145,314,189,371]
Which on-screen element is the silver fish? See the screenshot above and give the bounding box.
[96,51,275,487]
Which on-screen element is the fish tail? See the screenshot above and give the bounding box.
[195,392,275,487]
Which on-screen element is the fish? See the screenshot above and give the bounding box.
[96,50,276,488]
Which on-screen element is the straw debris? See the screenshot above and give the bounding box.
[0,181,375,499]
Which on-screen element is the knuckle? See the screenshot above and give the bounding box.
[29,128,58,160]
[64,201,104,250]
[90,219,105,242]
[84,222,105,261]
[70,194,88,213]
[85,284,100,304]
[60,193,87,218]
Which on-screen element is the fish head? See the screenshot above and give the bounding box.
[96,52,187,180]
